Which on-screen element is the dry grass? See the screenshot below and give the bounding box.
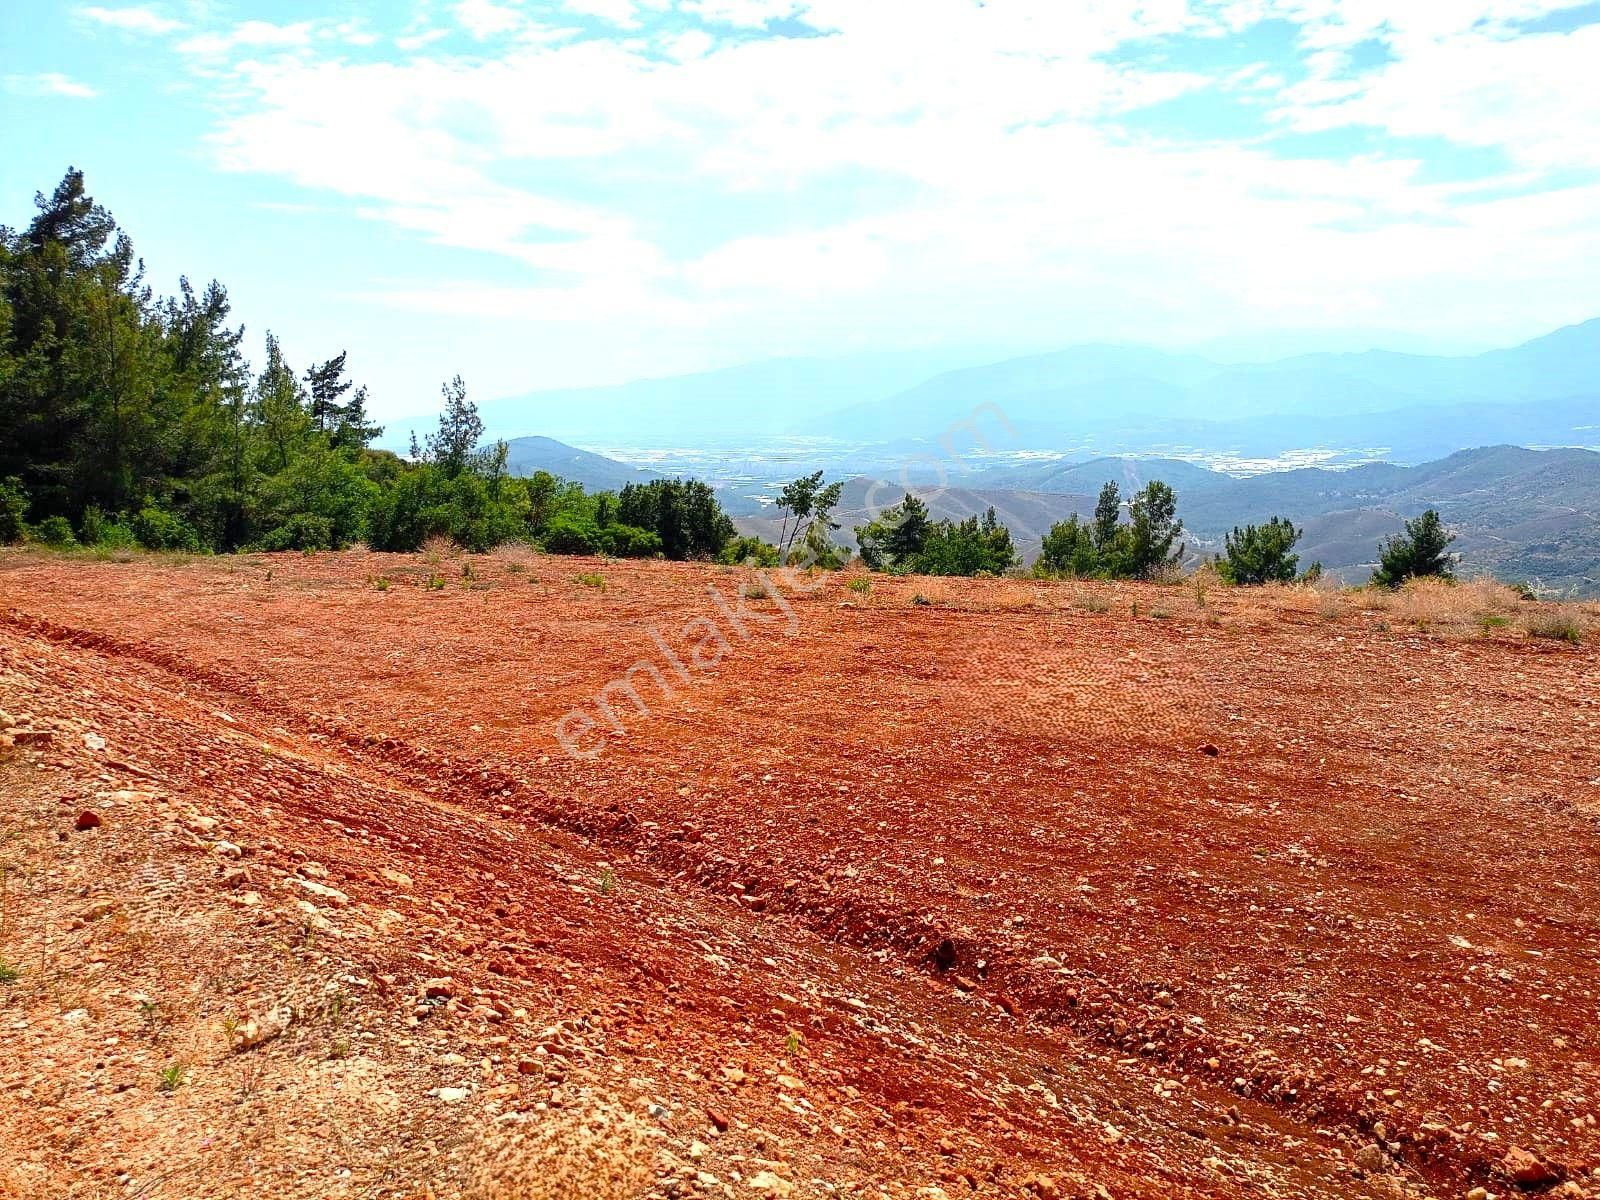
[494,541,541,574]
[1388,577,1523,630]
[421,533,460,565]
[1523,609,1587,643]
[465,1102,662,1200]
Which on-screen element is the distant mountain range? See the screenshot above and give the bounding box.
[382,347,991,449]
[390,318,1600,469]
[980,445,1600,592]
[500,436,659,492]
[502,435,1600,594]
[817,318,1600,460]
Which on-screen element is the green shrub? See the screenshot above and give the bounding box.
[0,477,28,544]
[600,523,662,558]
[1374,510,1455,588]
[33,515,78,547]
[132,503,203,552]
[257,513,335,552]
[718,535,780,568]
[542,512,605,556]
[1218,516,1300,585]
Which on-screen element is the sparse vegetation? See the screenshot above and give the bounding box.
[157,1062,187,1093]
[1374,509,1456,588]
[0,958,19,984]
[847,577,871,595]
[1035,480,1185,580]
[1525,611,1584,643]
[575,572,605,590]
[1218,516,1301,585]
[855,494,1018,577]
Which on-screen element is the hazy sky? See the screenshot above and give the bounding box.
[4,0,1600,419]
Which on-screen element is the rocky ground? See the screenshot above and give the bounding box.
[1,548,1596,1199]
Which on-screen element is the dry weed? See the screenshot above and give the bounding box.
[1523,609,1588,643]
[1387,577,1522,634]
[422,534,460,565]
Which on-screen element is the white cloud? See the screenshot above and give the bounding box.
[177,20,315,57]
[77,5,185,35]
[1276,19,1600,171]
[128,0,1600,358]
[455,0,526,39]
[563,0,642,28]
[3,72,99,99]
[680,0,801,27]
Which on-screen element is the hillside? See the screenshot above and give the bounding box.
[380,348,990,450]
[734,476,1096,558]
[814,319,1600,459]
[983,446,1600,591]
[2,550,1597,1198]
[501,436,660,492]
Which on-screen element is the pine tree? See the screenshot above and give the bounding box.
[425,375,482,477]
[1373,510,1455,587]
[304,352,352,435]
[1219,517,1301,585]
[252,332,309,473]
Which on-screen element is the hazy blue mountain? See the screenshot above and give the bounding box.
[381,347,999,450]
[386,319,1599,466]
[1261,318,1600,401]
[815,318,1600,456]
[974,455,1231,495]
[500,436,659,492]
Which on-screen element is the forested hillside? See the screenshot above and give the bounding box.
[0,170,734,560]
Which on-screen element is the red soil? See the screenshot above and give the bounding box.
[2,548,1597,1199]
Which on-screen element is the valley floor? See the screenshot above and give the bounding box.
[1,549,1597,1199]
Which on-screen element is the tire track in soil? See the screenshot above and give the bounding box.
[5,615,1392,1199]
[1,604,1523,1195]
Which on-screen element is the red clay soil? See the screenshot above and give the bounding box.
[1,548,1597,1199]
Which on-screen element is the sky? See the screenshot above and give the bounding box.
[3,0,1600,421]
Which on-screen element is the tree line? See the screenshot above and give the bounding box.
[0,168,1458,587]
[0,168,745,560]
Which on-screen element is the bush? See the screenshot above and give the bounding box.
[1374,510,1455,588]
[1218,517,1300,585]
[600,523,662,558]
[542,512,605,556]
[367,466,451,552]
[717,535,780,568]
[445,472,525,553]
[0,477,28,544]
[131,503,203,552]
[257,513,335,552]
[79,505,139,550]
[33,514,78,547]
[1525,611,1584,643]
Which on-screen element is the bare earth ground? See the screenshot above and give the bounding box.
[1,548,1597,1200]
